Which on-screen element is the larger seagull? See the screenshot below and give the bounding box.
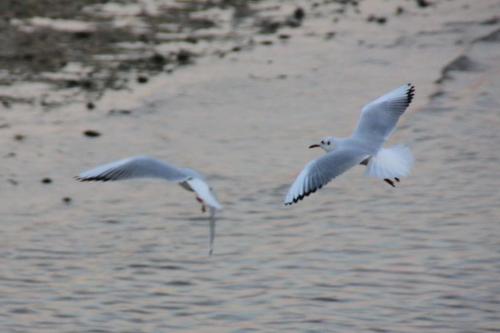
[76,156,222,255]
[285,83,415,205]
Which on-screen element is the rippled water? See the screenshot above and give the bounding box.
[1,1,500,332]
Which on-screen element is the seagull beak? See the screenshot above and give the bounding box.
[309,144,320,149]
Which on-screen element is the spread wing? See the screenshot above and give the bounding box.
[284,148,367,205]
[76,156,190,182]
[352,83,415,146]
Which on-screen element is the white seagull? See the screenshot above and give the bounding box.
[76,156,223,255]
[285,83,415,205]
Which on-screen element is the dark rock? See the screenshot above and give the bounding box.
[73,31,92,39]
[184,36,198,44]
[177,50,193,65]
[395,6,404,15]
[62,197,72,204]
[278,34,290,40]
[41,177,52,184]
[14,134,25,141]
[259,20,281,34]
[190,18,216,30]
[325,31,336,40]
[108,109,131,115]
[86,102,95,110]
[311,296,341,303]
[139,34,149,43]
[103,219,120,224]
[137,75,148,83]
[65,79,93,90]
[286,7,306,28]
[150,53,166,66]
[65,80,79,88]
[293,7,305,21]
[416,0,431,8]
[367,15,387,24]
[83,130,101,137]
[23,53,34,61]
[81,80,93,90]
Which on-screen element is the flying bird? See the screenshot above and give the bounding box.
[285,83,415,205]
[76,156,222,255]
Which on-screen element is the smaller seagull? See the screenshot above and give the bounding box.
[76,156,222,255]
[285,84,416,205]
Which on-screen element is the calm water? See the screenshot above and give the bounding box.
[1,1,500,332]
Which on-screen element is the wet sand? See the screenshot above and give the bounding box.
[1,0,500,332]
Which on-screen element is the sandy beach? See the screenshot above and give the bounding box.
[1,0,500,332]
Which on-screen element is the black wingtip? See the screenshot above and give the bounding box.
[407,83,415,105]
[75,176,111,182]
[284,184,323,206]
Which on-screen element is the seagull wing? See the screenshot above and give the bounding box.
[76,156,191,183]
[352,83,415,146]
[284,148,367,205]
[186,178,223,210]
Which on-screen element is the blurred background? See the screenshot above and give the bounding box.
[1,0,499,332]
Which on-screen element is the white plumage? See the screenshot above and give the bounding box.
[365,145,414,180]
[285,83,415,205]
[76,156,222,255]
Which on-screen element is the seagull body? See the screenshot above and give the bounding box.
[285,84,415,205]
[76,156,222,254]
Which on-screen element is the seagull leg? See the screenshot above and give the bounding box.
[384,178,395,187]
[196,196,206,213]
[395,177,400,182]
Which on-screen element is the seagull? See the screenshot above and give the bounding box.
[285,83,415,205]
[76,156,223,255]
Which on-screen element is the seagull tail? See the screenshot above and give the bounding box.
[365,145,414,180]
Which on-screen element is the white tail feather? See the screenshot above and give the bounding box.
[366,145,414,179]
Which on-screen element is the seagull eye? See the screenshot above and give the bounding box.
[321,140,324,144]
[327,141,330,145]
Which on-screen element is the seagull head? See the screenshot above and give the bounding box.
[309,136,336,152]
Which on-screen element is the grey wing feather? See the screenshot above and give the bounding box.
[76,156,191,183]
[352,84,415,146]
[284,148,367,205]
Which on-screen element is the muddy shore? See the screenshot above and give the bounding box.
[0,0,360,107]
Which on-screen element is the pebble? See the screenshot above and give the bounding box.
[41,177,52,184]
[83,130,101,137]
